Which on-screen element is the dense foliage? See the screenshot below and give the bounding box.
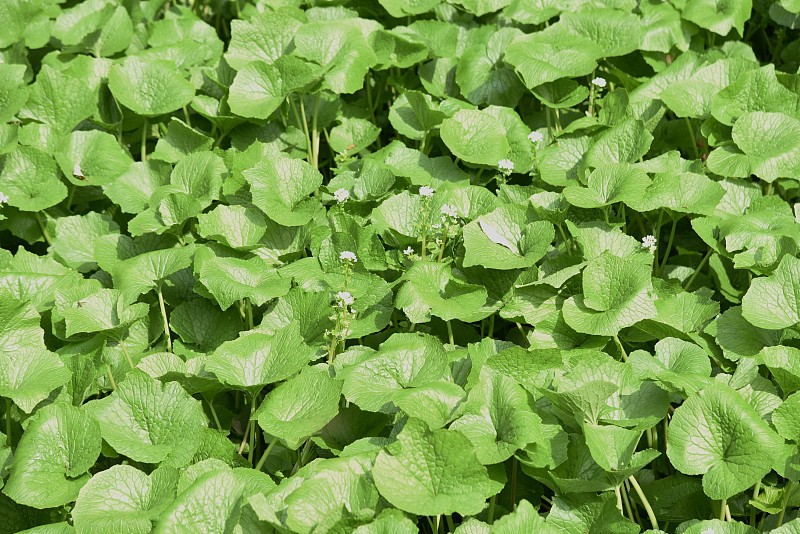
[1,0,800,532]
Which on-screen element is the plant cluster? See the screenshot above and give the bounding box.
[0,0,799,532]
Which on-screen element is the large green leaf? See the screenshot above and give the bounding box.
[72,465,179,534]
[244,155,323,227]
[4,404,101,508]
[108,57,195,116]
[0,296,70,412]
[667,382,782,499]
[255,365,342,449]
[207,322,316,394]
[0,146,67,212]
[742,254,800,329]
[440,109,510,166]
[562,253,657,336]
[373,418,504,516]
[85,371,208,467]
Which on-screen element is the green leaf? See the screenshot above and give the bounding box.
[392,381,465,430]
[388,90,446,141]
[462,205,554,269]
[0,146,67,212]
[711,65,799,126]
[628,171,725,215]
[207,322,316,393]
[0,248,83,311]
[85,371,208,467]
[108,57,195,116]
[629,338,711,396]
[73,465,179,534]
[0,65,29,123]
[395,262,493,324]
[228,58,319,120]
[450,368,542,464]
[0,297,71,412]
[562,164,651,209]
[4,404,101,509]
[169,298,241,352]
[104,161,171,214]
[667,382,783,499]
[20,66,95,135]
[197,205,266,249]
[373,418,504,516]
[255,365,342,449]
[224,12,303,70]
[340,333,448,413]
[52,212,119,271]
[681,0,752,36]
[244,155,323,227]
[112,246,195,301]
[55,130,133,186]
[585,118,653,167]
[196,254,290,311]
[456,28,524,107]
[742,254,800,329]
[153,469,245,534]
[505,30,599,89]
[440,109,510,166]
[151,118,213,163]
[58,288,149,337]
[559,8,643,57]
[562,253,657,336]
[707,112,800,183]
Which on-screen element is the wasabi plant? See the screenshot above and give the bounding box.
[0,1,798,533]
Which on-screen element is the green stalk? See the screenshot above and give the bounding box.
[684,118,700,160]
[511,456,518,511]
[719,498,727,521]
[684,249,712,290]
[141,118,148,161]
[487,495,497,525]
[248,392,257,464]
[777,480,794,527]
[659,217,678,276]
[105,363,117,390]
[156,284,172,353]
[5,398,11,446]
[446,320,454,346]
[446,515,455,532]
[299,96,313,166]
[311,93,320,169]
[182,105,192,127]
[750,481,761,527]
[613,335,627,362]
[255,437,278,471]
[437,225,448,263]
[615,484,624,513]
[628,475,659,530]
[207,397,222,430]
[34,212,52,245]
[244,297,254,331]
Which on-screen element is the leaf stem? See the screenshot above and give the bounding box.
[248,392,257,464]
[446,515,455,532]
[105,363,117,390]
[299,96,313,166]
[311,93,320,169]
[659,216,678,276]
[777,479,793,527]
[182,105,192,127]
[5,398,11,446]
[207,397,222,430]
[487,494,497,525]
[750,481,761,527]
[684,117,700,160]
[255,436,278,471]
[446,320,454,345]
[141,118,148,161]
[719,498,727,521]
[628,475,658,530]
[34,212,52,245]
[156,284,172,353]
[511,456,518,511]
[684,249,712,290]
[612,335,627,362]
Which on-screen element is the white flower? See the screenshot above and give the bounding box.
[0,192,8,204]
[592,77,607,88]
[641,235,657,254]
[339,251,358,262]
[333,188,350,203]
[336,291,355,307]
[431,222,442,230]
[498,159,515,173]
[440,204,458,218]
[403,246,414,257]
[528,131,544,144]
[419,185,435,198]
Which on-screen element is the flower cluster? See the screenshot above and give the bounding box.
[419,186,435,198]
[528,131,544,144]
[333,188,350,203]
[339,251,358,263]
[592,77,607,88]
[498,159,515,174]
[641,235,657,254]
